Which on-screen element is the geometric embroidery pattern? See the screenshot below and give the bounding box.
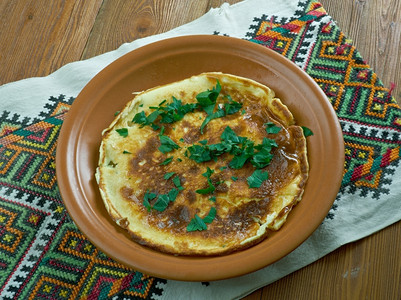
[247,0,401,203]
[0,97,166,299]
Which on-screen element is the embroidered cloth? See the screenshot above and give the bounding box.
[1,0,400,299]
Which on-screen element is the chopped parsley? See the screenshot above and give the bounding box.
[203,206,217,223]
[302,126,314,137]
[143,190,157,211]
[224,95,243,115]
[196,167,216,195]
[186,214,207,231]
[172,176,184,191]
[158,134,180,154]
[265,122,281,134]
[196,80,221,115]
[164,172,175,180]
[160,157,174,165]
[187,126,277,171]
[116,128,128,137]
[187,207,217,232]
[132,81,299,232]
[143,188,179,212]
[131,97,197,129]
[247,169,269,188]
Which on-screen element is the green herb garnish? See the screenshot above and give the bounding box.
[143,187,179,212]
[302,126,314,137]
[143,190,157,211]
[172,176,184,191]
[196,167,216,195]
[203,207,217,224]
[247,169,269,188]
[265,122,281,134]
[158,134,180,154]
[132,97,197,129]
[160,157,174,165]
[196,80,221,115]
[116,128,128,137]
[164,172,176,180]
[186,214,207,231]
[187,207,217,232]
[200,107,225,134]
[224,95,243,115]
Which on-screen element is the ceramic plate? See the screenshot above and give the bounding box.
[56,35,344,281]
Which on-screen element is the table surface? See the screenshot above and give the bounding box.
[1,1,400,299]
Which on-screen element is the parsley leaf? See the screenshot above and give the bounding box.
[224,97,243,115]
[187,207,217,232]
[158,135,180,154]
[196,180,215,194]
[132,111,149,127]
[132,97,197,129]
[200,107,225,133]
[164,172,175,180]
[143,187,180,212]
[187,214,207,232]
[302,126,314,137]
[265,122,281,134]
[220,126,242,145]
[247,169,269,188]
[187,144,212,163]
[152,194,170,212]
[203,207,217,224]
[196,80,221,115]
[172,176,184,191]
[196,167,216,194]
[116,128,128,137]
[250,138,276,169]
[143,190,157,211]
[160,156,174,165]
[202,167,215,178]
[167,188,179,202]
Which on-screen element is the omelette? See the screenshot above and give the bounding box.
[95,72,309,256]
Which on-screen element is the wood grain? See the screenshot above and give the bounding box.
[244,222,401,300]
[81,0,241,59]
[0,0,102,85]
[0,1,400,299]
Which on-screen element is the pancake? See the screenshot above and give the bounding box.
[95,72,309,256]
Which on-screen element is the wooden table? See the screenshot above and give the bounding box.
[1,1,400,299]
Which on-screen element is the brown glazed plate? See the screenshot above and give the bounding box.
[56,35,344,281]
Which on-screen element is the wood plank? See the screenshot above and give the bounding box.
[244,222,401,300]
[82,0,241,59]
[0,0,102,85]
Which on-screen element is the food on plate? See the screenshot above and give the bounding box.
[95,72,310,256]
